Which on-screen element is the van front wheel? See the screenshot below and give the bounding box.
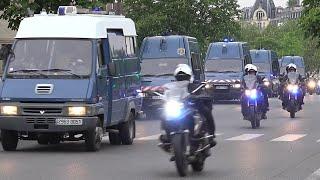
[85,121,103,152]
[119,112,135,145]
[1,130,18,151]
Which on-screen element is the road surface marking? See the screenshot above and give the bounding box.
[305,168,320,180]
[136,134,161,141]
[226,134,264,141]
[271,134,306,142]
[316,139,320,143]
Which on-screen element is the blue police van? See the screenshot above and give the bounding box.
[0,7,142,151]
[205,41,252,101]
[140,35,204,118]
[250,49,280,97]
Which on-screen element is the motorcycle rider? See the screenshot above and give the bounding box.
[160,64,216,148]
[241,64,269,119]
[280,63,305,109]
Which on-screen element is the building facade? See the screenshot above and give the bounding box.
[241,0,303,29]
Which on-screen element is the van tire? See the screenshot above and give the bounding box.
[1,130,18,151]
[109,132,121,145]
[119,112,135,145]
[85,121,103,152]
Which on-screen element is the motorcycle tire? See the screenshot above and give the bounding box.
[172,134,188,177]
[249,106,257,129]
[290,111,295,118]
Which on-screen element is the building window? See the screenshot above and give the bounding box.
[257,11,265,20]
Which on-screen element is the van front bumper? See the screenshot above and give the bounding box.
[0,116,98,132]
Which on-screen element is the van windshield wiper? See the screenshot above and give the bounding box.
[41,69,82,78]
[8,69,48,78]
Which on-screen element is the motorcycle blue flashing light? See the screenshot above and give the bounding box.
[165,101,184,120]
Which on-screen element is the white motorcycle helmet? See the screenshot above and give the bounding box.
[244,64,258,74]
[286,63,297,72]
[173,64,194,83]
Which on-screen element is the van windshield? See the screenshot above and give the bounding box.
[141,58,187,76]
[205,59,242,73]
[251,51,270,63]
[281,57,304,67]
[141,37,187,59]
[207,43,241,60]
[7,39,92,78]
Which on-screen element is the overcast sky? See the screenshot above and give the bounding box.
[238,0,289,8]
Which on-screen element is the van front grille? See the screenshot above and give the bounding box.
[23,107,62,115]
[26,117,56,124]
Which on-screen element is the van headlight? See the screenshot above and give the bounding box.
[68,107,86,116]
[233,84,241,88]
[165,101,184,119]
[1,106,18,115]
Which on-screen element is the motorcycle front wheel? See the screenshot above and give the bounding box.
[172,133,188,177]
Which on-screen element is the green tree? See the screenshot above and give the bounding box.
[300,0,320,43]
[0,0,112,30]
[124,0,241,53]
[239,20,320,71]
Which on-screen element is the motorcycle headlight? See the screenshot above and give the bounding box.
[287,84,299,94]
[165,101,184,119]
[308,81,316,88]
[68,106,86,116]
[233,84,241,88]
[1,106,18,115]
[245,89,257,99]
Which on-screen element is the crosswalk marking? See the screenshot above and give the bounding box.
[271,134,306,142]
[305,168,320,180]
[226,134,264,141]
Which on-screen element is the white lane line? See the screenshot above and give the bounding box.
[271,134,307,142]
[305,168,320,180]
[136,134,161,141]
[135,133,223,141]
[316,139,320,143]
[226,134,264,141]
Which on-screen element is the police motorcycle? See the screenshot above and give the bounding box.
[307,77,316,95]
[283,72,303,118]
[158,81,214,177]
[242,74,265,129]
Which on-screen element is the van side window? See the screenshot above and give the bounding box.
[125,37,135,57]
[107,30,126,59]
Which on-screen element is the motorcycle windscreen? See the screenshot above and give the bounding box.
[288,72,299,84]
[163,81,190,101]
[244,74,257,90]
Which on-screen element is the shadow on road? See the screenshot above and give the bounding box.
[8,141,127,153]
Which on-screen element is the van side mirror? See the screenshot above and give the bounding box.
[108,62,117,77]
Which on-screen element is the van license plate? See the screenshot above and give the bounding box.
[56,119,83,126]
[216,86,228,90]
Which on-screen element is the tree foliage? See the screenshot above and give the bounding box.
[0,0,112,30]
[238,21,320,71]
[300,0,320,43]
[124,0,241,53]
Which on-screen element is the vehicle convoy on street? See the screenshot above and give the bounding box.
[250,49,280,97]
[205,41,252,101]
[140,35,204,118]
[0,6,142,151]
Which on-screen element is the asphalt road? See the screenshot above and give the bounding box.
[1,96,320,180]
